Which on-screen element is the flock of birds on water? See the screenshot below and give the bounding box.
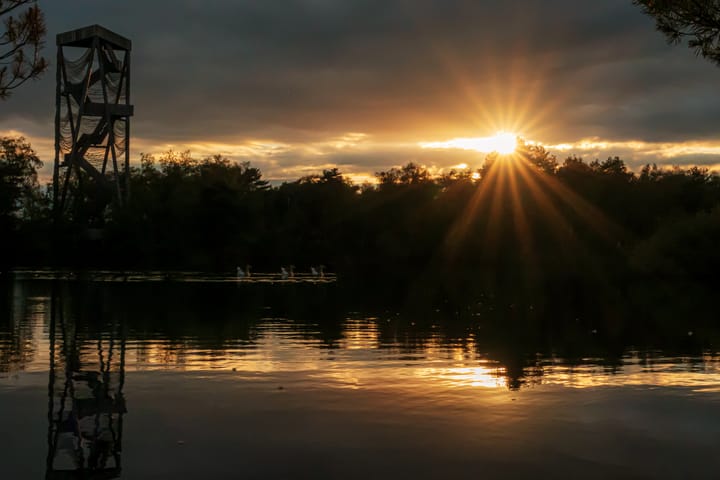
[3,266,336,284]
[236,264,333,283]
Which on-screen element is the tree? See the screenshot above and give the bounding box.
[590,156,631,177]
[517,141,558,173]
[376,162,432,185]
[0,0,47,99]
[634,0,720,66]
[0,135,42,225]
[298,167,352,186]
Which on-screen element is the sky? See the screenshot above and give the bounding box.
[2,0,720,182]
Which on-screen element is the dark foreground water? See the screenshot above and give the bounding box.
[1,276,719,479]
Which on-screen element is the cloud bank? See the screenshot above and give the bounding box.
[2,0,720,180]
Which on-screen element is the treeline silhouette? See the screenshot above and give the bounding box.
[3,138,720,306]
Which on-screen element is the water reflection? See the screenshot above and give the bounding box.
[46,285,126,478]
[1,279,718,394]
[1,278,719,479]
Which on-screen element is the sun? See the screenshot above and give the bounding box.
[486,131,517,154]
[418,131,519,154]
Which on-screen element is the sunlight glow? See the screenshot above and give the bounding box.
[10,301,720,394]
[545,137,720,160]
[420,132,518,154]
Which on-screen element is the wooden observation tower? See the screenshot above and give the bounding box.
[53,25,133,224]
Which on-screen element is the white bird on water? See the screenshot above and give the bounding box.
[309,265,325,278]
[236,265,251,278]
[281,265,295,280]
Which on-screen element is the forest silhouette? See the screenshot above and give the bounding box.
[2,135,720,312]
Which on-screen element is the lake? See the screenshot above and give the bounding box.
[1,275,719,479]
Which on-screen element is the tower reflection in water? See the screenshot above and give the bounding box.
[46,284,127,479]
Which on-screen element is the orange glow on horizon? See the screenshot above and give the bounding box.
[420,131,519,154]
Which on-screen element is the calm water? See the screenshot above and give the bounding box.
[1,277,719,479]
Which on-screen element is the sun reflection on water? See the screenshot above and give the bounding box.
[1,289,720,393]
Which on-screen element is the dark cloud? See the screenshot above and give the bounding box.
[3,0,720,173]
